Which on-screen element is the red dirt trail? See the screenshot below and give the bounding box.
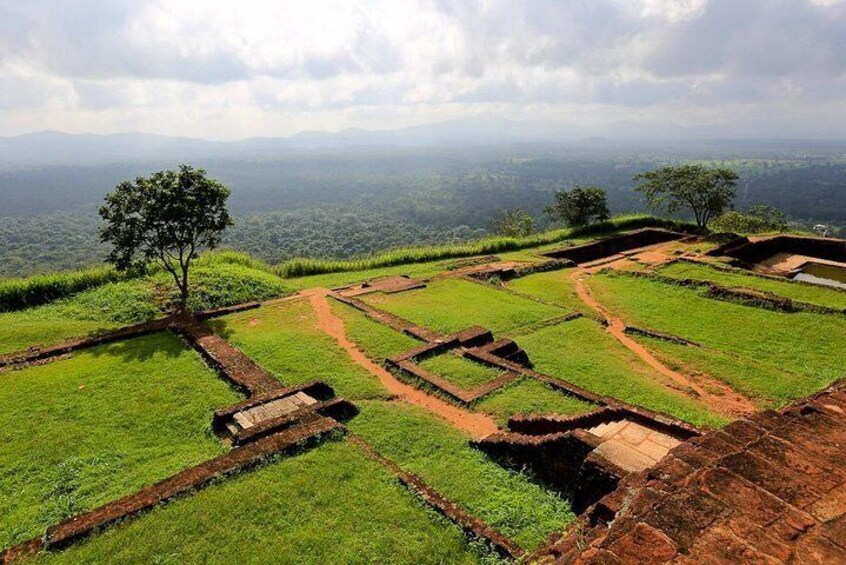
[305,288,499,439]
[568,270,756,419]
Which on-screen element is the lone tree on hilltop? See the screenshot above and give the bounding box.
[633,164,738,231]
[546,185,610,227]
[99,165,233,309]
[490,208,535,237]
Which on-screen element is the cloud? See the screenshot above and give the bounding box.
[0,0,844,138]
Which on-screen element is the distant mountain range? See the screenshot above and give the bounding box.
[2,118,844,166]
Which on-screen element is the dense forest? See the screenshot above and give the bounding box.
[1,145,845,277]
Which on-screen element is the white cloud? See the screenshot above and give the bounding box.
[0,0,844,138]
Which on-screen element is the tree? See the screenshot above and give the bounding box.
[489,208,535,237]
[546,185,610,227]
[711,205,787,234]
[633,165,738,231]
[99,165,233,308]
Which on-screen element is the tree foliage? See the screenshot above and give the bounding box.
[711,205,787,234]
[546,185,610,227]
[489,208,535,237]
[99,165,233,306]
[633,165,738,230]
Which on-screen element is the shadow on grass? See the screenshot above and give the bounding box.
[85,330,184,363]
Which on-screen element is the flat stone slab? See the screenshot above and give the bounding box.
[235,392,317,430]
[587,419,682,473]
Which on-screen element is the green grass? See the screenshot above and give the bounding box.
[275,215,685,278]
[588,272,846,399]
[163,262,291,312]
[0,266,129,312]
[513,318,726,428]
[0,332,241,550]
[655,260,846,310]
[419,353,503,389]
[0,260,292,355]
[329,299,421,360]
[209,299,389,401]
[348,400,575,550]
[362,278,565,335]
[32,440,487,565]
[284,259,452,293]
[0,280,160,355]
[506,269,586,313]
[473,378,596,425]
[632,334,815,407]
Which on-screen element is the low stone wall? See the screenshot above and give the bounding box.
[348,434,525,560]
[711,233,846,265]
[174,316,282,395]
[542,229,685,264]
[1,418,343,563]
[0,318,172,369]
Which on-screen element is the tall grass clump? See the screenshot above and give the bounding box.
[275,215,689,278]
[0,267,133,312]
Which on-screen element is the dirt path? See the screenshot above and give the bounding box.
[305,288,499,439]
[568,270,756,418]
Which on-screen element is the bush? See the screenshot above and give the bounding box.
[0,267,131,312]
[274,215,689,278]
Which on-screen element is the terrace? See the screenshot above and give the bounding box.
[2,225,845,564]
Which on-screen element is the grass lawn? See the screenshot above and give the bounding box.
[419,353,503,389]
[170,262,291,312]
[283,259,454,292]
[473,378,596,425]
[348,400,575,551]
[330,299,420,360]
[632,333,825,407]
[588,273,846,397]
[513,318,726,428]
[655,260,846,310]
[0,332,241,550]
[0,263,291,356]
[361,278,565,335]
[209,298,389,401]
[32,440,486,565]
[0,281,159,355]
[506,269,587,313]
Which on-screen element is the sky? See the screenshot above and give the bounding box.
[1,0,845,140]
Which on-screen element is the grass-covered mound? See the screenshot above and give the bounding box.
[32,440,487,565]
[0,255,290,355]
[0,332,241,550]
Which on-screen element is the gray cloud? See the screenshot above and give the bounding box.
[0,0,845,138]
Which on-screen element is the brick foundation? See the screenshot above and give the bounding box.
[1,418,343,563]
[531,379,846,564]
[348,434,525,560]
[174,315,282,395]
[543,229,686,264]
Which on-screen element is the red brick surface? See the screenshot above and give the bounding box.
[175,316,282,395]
[531,379,846,564]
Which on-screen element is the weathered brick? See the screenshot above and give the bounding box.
[606,522,678,564]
